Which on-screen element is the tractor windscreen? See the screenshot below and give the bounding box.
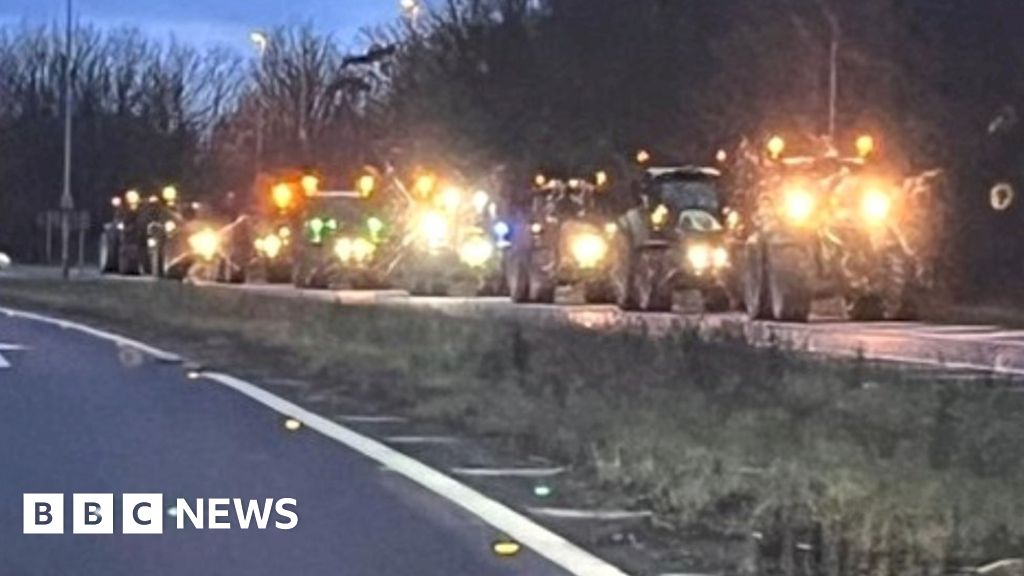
[654,178,720,214]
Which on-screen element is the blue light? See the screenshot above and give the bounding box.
[493,221,511,238]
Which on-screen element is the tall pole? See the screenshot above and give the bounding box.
[250,32,268,178]
[60,0,74,279]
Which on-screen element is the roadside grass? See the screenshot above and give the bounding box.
[2,277,1024,575]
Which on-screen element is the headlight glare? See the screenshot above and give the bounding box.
[782,187,815,224]
[459,236,495,268]
[861,188,891,225]
[188,229,219,261]
[570,233,608,269]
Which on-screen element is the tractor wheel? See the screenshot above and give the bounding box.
[702,286,732,313]
[528,270,556,304]
[217,259,246,284]
[635,248,672,312]
[98,232,118,274]
[848,295,885,321]
[265,261,292,284]
[117,247,141,276]
[150,241,166,279]
[508,250,531,303]
[525,246,556,304]
[881,250,919,321]
[612,235,639,311]
[583,278,616,304]
[743,241,772,320]
[766,243,812,322]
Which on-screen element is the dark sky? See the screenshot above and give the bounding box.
[1,0,399,51]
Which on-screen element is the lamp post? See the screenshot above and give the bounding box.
[400,0,422,25]
[250,30,268,176]
[60,0,74,279]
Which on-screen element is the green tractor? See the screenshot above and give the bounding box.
[506,175,619,304]
[614,166,735,312]
[291,188,391,290]
[738,135,920,322]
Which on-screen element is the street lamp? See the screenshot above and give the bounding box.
[250,30,268,56]
[400,0,422,23]
[60,0,74,279]
[250,30,268,176]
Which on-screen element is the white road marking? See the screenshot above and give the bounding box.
[528,507,654,521]
[336,414,409,424]
[0,342,27,369]
[386,435,461,445]
[0,306,629,576]
[1,309,181,363]
[451,466,566,478]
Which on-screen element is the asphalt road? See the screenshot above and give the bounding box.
[0,313,574,576]
[205,282,1024,377]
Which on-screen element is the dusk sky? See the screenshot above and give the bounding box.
[0,0,401,52]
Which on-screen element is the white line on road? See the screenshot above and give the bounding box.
[528,507,654,521]
[0,342,27,369]
[1,309,181,363]
[336,414,409,424]
[451,466,566,478]
[0,306,630,576]
[386,435,461,445]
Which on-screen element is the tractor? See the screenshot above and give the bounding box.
[738,134,920,322]
[506,174,619,304]
[614,165,734,312]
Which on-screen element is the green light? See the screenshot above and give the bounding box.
[309,218,325,234]
[367,217,384,235]
[533,484,552,498]
[326,218,338,231]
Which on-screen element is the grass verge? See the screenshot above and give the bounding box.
[2,277,1023,576]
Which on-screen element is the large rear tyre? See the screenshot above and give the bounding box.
[583,278,616,304]
[635,249,672,312]
[702,286,732,313]
[98,232,118,273]
[766,243,812,322]
[217,259,246,284]
[508,251,531,303]
[882,250,919,321]
[848,295,884,321]
[743,241,772,320]
[528,270,556,304]
[612,235,640,311]
[117,247,141,276]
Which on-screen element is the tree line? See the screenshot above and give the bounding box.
[1,0,1022,297]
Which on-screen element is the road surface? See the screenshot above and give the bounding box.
[201,282,1024,377]
[0,312,584,575]
[5,265,1024,376]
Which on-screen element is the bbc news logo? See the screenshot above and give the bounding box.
[23,494,298,534]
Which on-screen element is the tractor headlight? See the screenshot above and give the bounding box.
[861,188,891,226]
[419,211,449,249]
[712,246,729,269]
[334,237,376,263]
[259,234,283,259]
[459,236,494,268]
[687,244,711,271]
[782,187,815,225]
[164,220,177,233]
[188,229,219,261]
[570,233,608,269]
